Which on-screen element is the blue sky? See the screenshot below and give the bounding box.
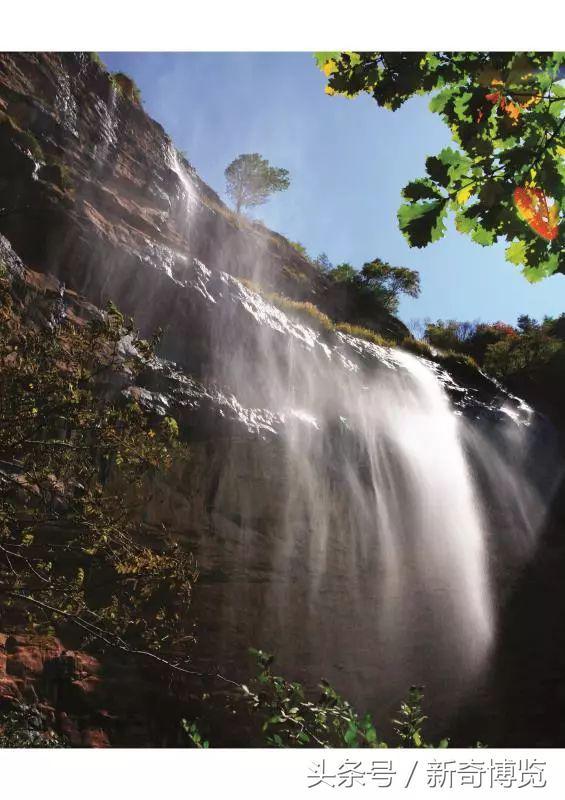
[101,52,564,327]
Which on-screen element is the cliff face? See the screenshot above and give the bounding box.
[0,53,562,748]
[0,52,409,351]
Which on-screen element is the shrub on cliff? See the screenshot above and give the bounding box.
[327,258,420,317]
[425,319,516,363]
[0,269,196,664]
[484,326,562,378]
[422,313,565,424]
[111,72,142,105]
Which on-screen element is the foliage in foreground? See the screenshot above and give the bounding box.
[0,268,196,661]
[182,649,451,749]
[315,52,564,280]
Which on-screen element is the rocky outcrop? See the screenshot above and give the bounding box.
[0,630,204,747]
[0,632,112,747]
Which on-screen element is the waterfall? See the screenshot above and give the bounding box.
[164,161,557,720]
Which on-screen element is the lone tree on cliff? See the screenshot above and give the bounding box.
[225,153,290,214]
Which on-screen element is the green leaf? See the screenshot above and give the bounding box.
[344,724,359,746]
[365,727,378,743]
[453,92,473,123]
[402,179,444,202]
[471,225,495,246]
[522,253,559,282]
[505,240,528,266]
[313,52,341,69]
[454,211,476,234]
[316,50,562,280]
[429,87,453,114]
[425,156,450,188]
[437,147,472,182]
[478,180,506,208]
[398,199,448,248]
[425,148,471,189]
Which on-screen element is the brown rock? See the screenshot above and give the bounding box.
[0,675,21,701]
[6,648,44,677]
[82,728,111,748]
[57,711,82,747]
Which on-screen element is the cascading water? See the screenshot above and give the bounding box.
[158,157,558,725]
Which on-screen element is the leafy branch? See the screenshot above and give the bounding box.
[315,51,564,280]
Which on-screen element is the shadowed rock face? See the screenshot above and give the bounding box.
[0,55,563,747]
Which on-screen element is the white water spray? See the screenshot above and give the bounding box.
[165,161,554,715]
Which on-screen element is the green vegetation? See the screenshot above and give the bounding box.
[182,649,451,749]
[110,72,142,105]
[425,319,517,364]
[315,52,564,280]
[18,129,43,162]
[0,704,67,747]
[239,277,438,356]
[0,111,43,162]
[269,294,335,332]
[240,648,388,747]
[423,315,564,377]
[225,153,290,214]
[285,245,335,274]
[422,314,565,421]
[88,52,106,69]
[325,257,420,315]
[39,158,73,192]
[242,254,421,343]
[0,271,196,660]
[239,277,390,341]
[288,240,308,258]
[399,336,435,359]
[335,322,392,348]
[181,719,210,748]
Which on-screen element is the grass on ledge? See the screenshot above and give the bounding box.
[236,278,485,382]
[239,278,396,345]
[335,322,393,348]
[399,337,435,358]
[239,278,334,332]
